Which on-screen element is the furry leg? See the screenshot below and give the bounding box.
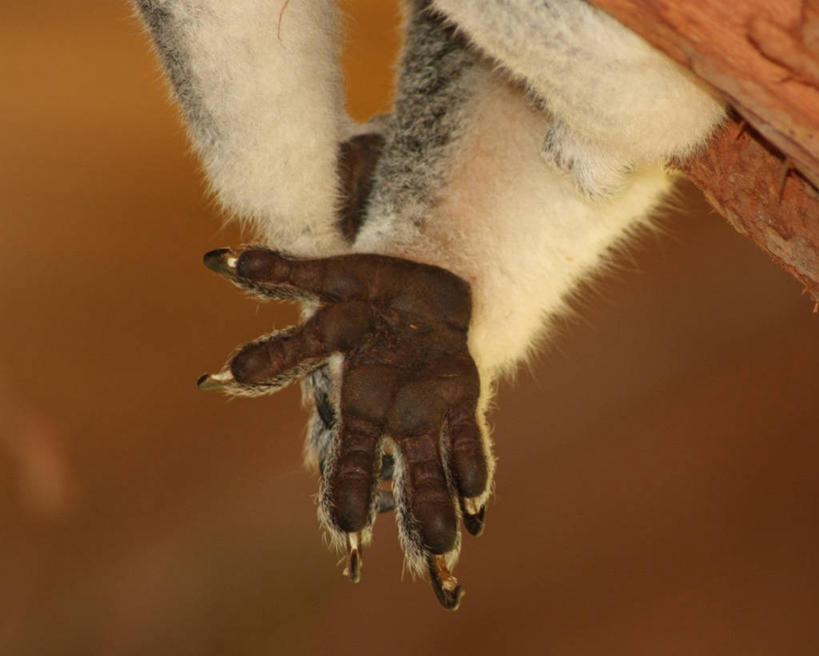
[431,0,726,195]
[133,0,349,254]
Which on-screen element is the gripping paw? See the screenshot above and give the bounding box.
[198,247,491,609]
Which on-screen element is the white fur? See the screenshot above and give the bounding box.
[355,64,674,378]
[137,0,350,255]
[431,0,726,196]
[136,0,727,577]
[138,0,726,376]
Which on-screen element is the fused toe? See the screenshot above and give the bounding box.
[331,479,375,533]
[453,456,488,498]
[230,342,271,384]
[198,246,489,608]
[236,248,285,281]
[416,498,458,554]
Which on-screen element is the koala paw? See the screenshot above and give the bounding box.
[197,247,492,610]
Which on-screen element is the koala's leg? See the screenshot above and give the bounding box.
[134,0,400,581]
[357,2,675,379]
[133,0,349,254]
[431,0,726,196]
[351,0,672,579]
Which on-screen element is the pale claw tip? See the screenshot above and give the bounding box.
[196,370,234,391]
[428,554,463,611]
[343,533,362,584]
[462,497,486,537]
[203,248,237,275]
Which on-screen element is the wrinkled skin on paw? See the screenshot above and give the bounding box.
[198,247,489,610]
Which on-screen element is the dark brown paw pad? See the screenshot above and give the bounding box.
[197,245,493,609]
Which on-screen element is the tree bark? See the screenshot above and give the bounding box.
[588,0,819,306]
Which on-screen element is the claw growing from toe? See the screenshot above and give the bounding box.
[461,497,486,536]
[343,532,363,583]
[196,370,235,391]
[462,496,479,515]
[427,554,464,610]
[203,248,238,275]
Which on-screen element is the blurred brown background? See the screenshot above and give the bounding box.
[1,1,817,654]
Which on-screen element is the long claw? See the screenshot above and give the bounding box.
[203,248,238,276]
[461,497,486,537]
[343,532,363,583]
[196,370,235,391]
[427,554,463,610]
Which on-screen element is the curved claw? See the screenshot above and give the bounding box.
[461,497,486,537]
[343,532,363,583]
[202,248,238,276]
[196,370,235,391]
[427,554,463,611]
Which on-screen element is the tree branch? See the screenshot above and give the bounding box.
[674,117,819,306]
[588,0,819,306]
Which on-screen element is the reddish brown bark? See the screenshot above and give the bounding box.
[674,118,819,305]
[588,0,819,304]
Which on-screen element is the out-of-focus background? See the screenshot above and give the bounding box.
[2,1,817,654]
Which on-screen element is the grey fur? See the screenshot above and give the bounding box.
[304,0,482,569]
[305,365,337,475]
[361,2,481,232]
[133,1,220,152]
[132,0,725,600]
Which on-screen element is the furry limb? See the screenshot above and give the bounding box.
[133,0,349,255]
[587,0,819,188]
[431,0,726,197]
[357,1,719,377]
